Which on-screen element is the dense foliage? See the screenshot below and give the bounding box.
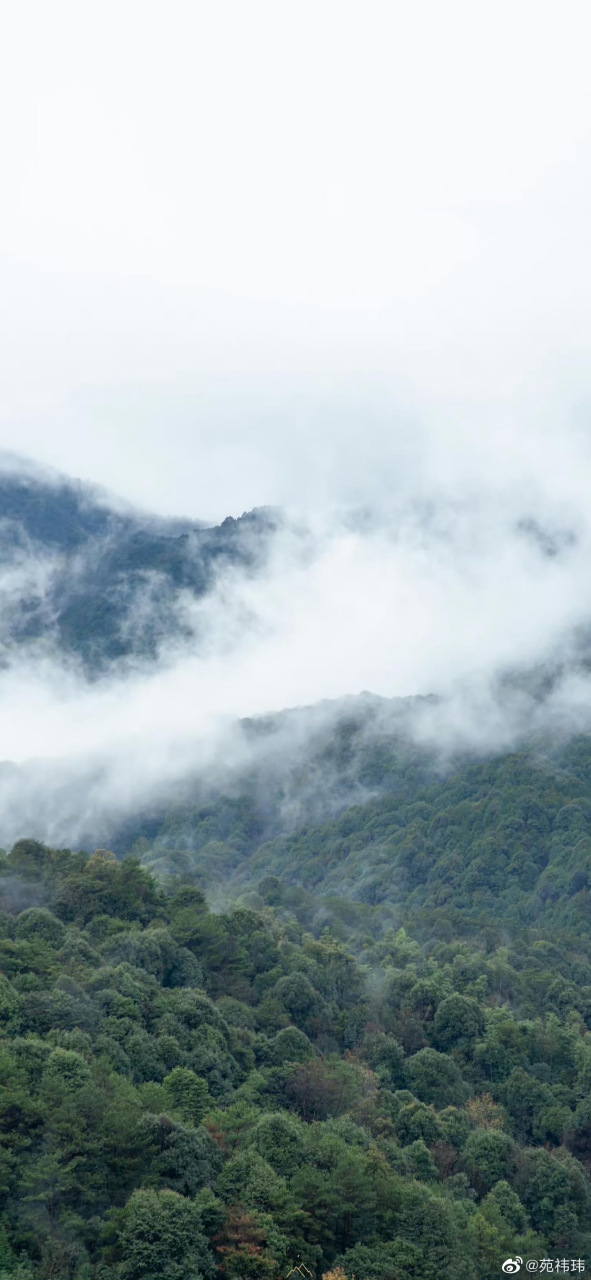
[137,727,591,942]
[1,814,591,1279]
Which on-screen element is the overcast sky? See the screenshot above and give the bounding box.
[1,1,591,519]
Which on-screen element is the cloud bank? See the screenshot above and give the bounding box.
[0,461,591,848]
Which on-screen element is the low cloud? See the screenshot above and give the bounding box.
[1,462,591,849]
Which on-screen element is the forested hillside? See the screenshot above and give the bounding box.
[2,468,591,1278]
[1,806,591,1279]
[133,725,591,943]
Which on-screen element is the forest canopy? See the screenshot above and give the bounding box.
[1,771,591,1280]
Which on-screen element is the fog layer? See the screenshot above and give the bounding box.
[1,457,591,847]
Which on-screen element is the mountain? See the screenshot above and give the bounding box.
[118,706,591,946]
[3,463,591,1278]
[0,463,279,674]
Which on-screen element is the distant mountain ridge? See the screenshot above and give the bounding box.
[0,465,280,674]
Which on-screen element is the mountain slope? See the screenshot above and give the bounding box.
[1,834,591,1279]
[3,466,591,1278]
[128,726,591,947]
[0,465,279,673]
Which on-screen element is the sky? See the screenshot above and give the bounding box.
[1,1,591,519]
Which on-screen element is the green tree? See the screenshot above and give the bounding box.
[163,1067,210,1125]
[111,1188,215,1280]
[406,1048,467,1108]
[432,993,485,1051]
[462,1128,518,1195]
[14,909,66,949]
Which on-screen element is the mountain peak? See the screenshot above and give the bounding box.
[0,462,280,675]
